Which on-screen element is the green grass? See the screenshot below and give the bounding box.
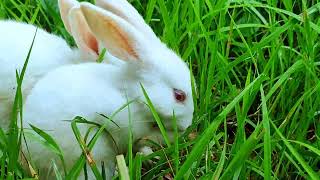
[1,0,320,179]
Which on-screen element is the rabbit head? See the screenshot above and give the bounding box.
[77,1,194,132]
[59,0,194,131]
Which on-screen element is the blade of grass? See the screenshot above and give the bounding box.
[8,28,37,176]
[260,86,272,180]
[116,155,130,180]
[140,83,171,148]
[29,124,67,174]
[270,121,319,179]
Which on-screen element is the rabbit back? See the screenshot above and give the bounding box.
[24,62,151,147]
[0,21,79,126]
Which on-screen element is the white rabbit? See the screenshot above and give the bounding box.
[0,0,123,127]
[22,1,194,179]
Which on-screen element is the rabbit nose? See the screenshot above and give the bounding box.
[152,122,158,129]
[178,123,189,132]
[177,117,192,131]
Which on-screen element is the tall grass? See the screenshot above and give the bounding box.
[1,0,320,179]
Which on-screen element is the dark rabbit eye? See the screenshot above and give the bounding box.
[174,89,186,103]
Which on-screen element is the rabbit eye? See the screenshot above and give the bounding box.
[174,89,186,103]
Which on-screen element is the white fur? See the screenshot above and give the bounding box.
[0,20,80,127]
[95,0,160,42]
[12,1,194,179]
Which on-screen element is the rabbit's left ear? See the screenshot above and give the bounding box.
[68,7,99,59]
[58,0,79,34]
[59,0,99,59]
[80,2,147,62]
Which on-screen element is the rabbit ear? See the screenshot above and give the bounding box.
[59,0,99,59]
[58,0,79,34]
[80,2,146,61]
[68,7,99,59]
[95,0,159,42]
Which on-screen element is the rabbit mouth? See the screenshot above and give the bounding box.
[151,122,184,133]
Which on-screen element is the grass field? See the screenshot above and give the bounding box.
[1,0,320,179]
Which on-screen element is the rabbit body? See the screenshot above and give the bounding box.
[23,62,153,179]
[0,21,79,127]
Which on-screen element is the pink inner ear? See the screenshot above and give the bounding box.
[74,10,100,56]
[86,33,99,55]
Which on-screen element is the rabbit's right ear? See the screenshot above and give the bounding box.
[95,0,159,42]
[59,0,99,59]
